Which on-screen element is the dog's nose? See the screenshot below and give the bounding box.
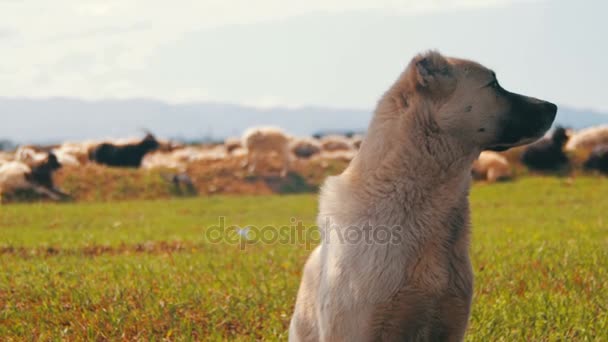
[544,102,558,117]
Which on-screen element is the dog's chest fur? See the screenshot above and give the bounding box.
[317,172,474,340]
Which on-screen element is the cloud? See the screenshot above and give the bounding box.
[0,27,15,39]
[2,1,520,36]
[45,23,150,43]
[1,0,519,45]
[0,0,539,103]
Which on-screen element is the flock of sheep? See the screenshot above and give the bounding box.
[0,127,362,202]
[1,124,607,202]
[473,125,608,182]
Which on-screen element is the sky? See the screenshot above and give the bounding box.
[0,0,607,111]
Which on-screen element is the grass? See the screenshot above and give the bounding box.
[0,177,607,340]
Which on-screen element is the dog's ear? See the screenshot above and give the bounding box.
[412,51,452,89]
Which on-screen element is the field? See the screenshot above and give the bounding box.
[1,177,607,340]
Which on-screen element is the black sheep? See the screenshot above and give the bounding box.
[521,126,569,171]
[90,134,160,168]
[583,144,608,174]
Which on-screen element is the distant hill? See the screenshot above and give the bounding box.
[549,107,608,130]
[0,97,606,144]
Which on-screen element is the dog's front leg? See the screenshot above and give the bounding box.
[437,254,473,342]
[316,273,379,342]
[317,300,374,342]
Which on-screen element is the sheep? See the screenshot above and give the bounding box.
[0,162,31,197]
[51,148,81,167]
[521,126,569,171]
[565,125,608,151]
[472,151,512,182]
[0,153,68,202]
[316,150,357,162]
[141,151,187,171]
[189,145,229,162]
[0,151,13,165]
[242,126,290,177]
[15,145,48,164]
[168,145,228,163]
[103,136,176,150]
[320,135,354,152]
[53,140,100,165]
[90,133,160,168]
[308,134,360,162]
[229,147,248,158]
[224,137,243,154]
[142,144,234,171]
[312,131,357,140]
[290,137,321,159]
[166,147,199,164]
[351,134,364,150]
[583,144,608,174]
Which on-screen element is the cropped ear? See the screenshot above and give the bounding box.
[412,51,452,89]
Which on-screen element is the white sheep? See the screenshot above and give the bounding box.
[229,147,248,158]
[320,135,355,152]
[168,147,199,163]
[53,140,100,164]
[472,151,512,182]
[351,134,364,150]
[189,145,229,162]
[242,126,290,177]
[142,146,196,171]
[0,161,31,194]
[51,148,81,167]
[15,146,47,164]
[142,145,232,171]
[0,151,13,165]
[141,151,187,171]
[224,137,243,154]
[108,136,177,152]
[316,150,357,162]
[565,125,608,151]
[111,136,142,146]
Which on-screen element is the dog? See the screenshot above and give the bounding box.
[289,51,557,342]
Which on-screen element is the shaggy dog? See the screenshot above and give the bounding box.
[289,51,557,342]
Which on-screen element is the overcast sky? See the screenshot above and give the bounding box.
[0,0,606,111]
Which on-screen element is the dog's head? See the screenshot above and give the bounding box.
[408,51,557,152]
[45,152,62,171]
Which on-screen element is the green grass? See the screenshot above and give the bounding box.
[1,177,607,340]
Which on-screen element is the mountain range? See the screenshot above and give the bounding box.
[1,97,607,144]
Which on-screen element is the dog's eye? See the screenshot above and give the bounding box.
[488,80,499,89]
